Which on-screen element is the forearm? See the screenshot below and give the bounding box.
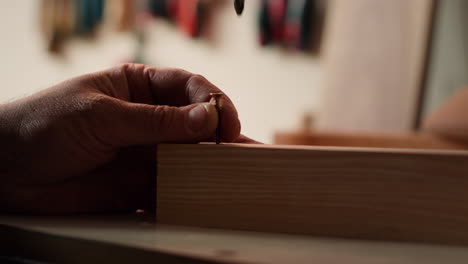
[1,103,20,162]
[0,102,24,209]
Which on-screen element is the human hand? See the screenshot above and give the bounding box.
[423,87,468,145]
[1,64,255,213]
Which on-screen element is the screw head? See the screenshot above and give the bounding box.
[210,92,224,105]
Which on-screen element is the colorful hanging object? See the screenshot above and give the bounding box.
[258,0,271,45]
[149,0,177,19]
[269,0,288,42]
[259,0,287,46]
[39,0,233,56]
[148,0,209,39]
[105,0,136,32]
[40,0,76,53]
[283,0,312,50]
[258,0,326,52]
[175,0,207,38]
[74,0,104,35]
[40,0,105,54]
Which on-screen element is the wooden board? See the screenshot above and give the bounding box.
[2,215,468,264]
[156,144,468,245]
[274,131,467,150]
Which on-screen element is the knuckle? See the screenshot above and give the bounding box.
[114,63,145,77]
[187,74,215,100]
[151,105,176,136]
[171,68,190,76]
[81,94,112,113]
[192,74,208,84]
[111,63,132,76]
[117,62,136,71]
[76,94,118,129]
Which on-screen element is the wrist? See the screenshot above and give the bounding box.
[0,102,26,211]
[0,102,24,180]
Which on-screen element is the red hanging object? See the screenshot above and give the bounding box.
[268,0,287,42]
[168,0,179,19]
[175,0,200,38]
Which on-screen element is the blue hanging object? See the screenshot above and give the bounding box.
[258,0,325,52]
[149,0,171,19]
[283,0,312,50]
[258,0,272,46]
[91,0,104,24]
[74,0,87,34]
[74,0,104,35]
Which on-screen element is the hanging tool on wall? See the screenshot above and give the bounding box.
[106,0,135,32]
[283,0,313,50]
[149,0,177,20]
[40,0,246,54]
[40,0,75,53]
[175,0,203,38]
[40,0,105,54]
[285,0,326,52]
[148,0,210,39]
[234,0,245,15]
[74,0,104,35]
[258,0,326,53]
[259,0,287,46]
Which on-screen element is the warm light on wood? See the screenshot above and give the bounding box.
[274,131,467,150]
[157,143,468,245]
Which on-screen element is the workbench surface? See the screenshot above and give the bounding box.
[1,214,468,263]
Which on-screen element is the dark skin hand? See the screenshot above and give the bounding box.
[0,63,256,214]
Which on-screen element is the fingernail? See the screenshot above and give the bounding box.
[186,103,218,137]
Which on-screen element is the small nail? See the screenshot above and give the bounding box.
[210,93,223,144]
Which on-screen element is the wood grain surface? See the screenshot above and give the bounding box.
[157,144,468,245]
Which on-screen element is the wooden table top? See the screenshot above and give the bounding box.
[1,214,468,263]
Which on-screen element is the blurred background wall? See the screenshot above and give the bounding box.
[423,0,468,116]
[0,1,322,143]
[1,0,465,144]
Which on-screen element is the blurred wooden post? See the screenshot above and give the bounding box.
[319,0,435,132]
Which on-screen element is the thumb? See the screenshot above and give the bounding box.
[98,99,219,146]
